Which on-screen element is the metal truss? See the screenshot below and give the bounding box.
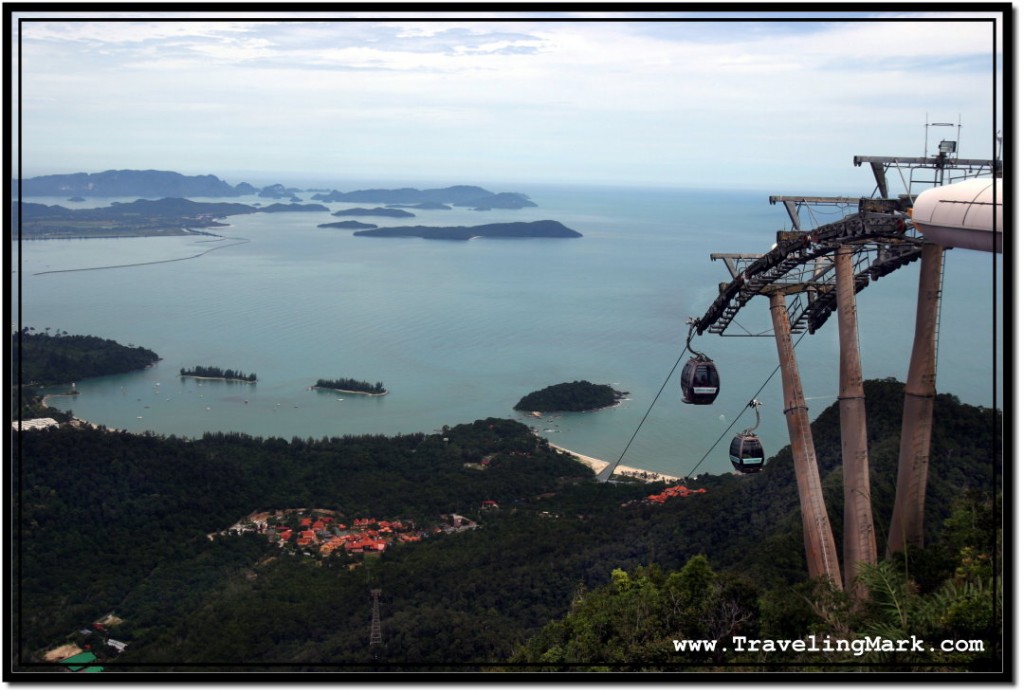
[695,198,924,337]
[693,137,998,340]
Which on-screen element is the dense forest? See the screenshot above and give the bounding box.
[512,494,1000,671]
[313,377,387,395]
[12,378,1001,673]
[515,380,627,412]
[180,366,258,382]
[12,328,159,386]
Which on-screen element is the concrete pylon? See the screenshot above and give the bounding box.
[835,246,877,597]
[770,291,842,589]
[887,243,944,556]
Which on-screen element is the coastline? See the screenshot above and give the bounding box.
[547,443,678,484]
[40,391,79,409]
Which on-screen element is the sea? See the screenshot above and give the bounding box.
[12,183,1004,479]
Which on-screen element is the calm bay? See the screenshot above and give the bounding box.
[13,183,1002,478]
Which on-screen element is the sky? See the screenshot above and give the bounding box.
[10,8,1004,193]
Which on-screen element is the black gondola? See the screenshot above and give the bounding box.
[729,433,764,473]
[680,319,720,405]
[729,400,764,474]
[680,356,720,405]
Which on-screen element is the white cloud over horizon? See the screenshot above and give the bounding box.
[10,11,1003,192]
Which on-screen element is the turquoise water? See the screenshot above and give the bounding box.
[13,184,1003,478]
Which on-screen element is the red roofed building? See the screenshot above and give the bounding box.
[646,485,707,504]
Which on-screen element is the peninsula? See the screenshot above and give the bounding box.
[13,197,257,239]
[13,328,160,386]
[354,220,581,241]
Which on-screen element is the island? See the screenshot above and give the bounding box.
[332,207,416,218]
[312,377,388,396]
[310,185,538,209]
[353,220,581,241]
[514,380,627,413]
[258,203,329,213]
[257,183,302,199]
[180,366,258,383]
[386,201,452,210]
[453,192,537,210]
[317,220,378,230]
[311,185,491,205]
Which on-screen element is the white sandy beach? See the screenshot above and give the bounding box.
[547,443,678,483]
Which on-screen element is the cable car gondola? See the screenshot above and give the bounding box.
[680,319,720,405]
[730,400,764,474]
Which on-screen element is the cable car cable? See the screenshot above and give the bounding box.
[609,321,806,480]
[611,345,688,469]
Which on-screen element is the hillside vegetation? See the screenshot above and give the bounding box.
[13,378,1001,671]
[13,329,159,385]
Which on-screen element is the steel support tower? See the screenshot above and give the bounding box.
[769,290,841,587]
[694,135,996,590]
[887,243,944,556]
[835,244,876,596]
[369,589,383,648]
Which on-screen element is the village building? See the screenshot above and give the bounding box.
[12,417,59,431]
[646,485,707,504]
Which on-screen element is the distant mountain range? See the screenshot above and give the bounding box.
[14,170,258,198]
[13,171,540,210]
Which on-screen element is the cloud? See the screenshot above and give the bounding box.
[12,13,1001,188]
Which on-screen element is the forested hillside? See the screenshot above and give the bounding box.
[12,379,1001,671]
[13,329,159,385]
